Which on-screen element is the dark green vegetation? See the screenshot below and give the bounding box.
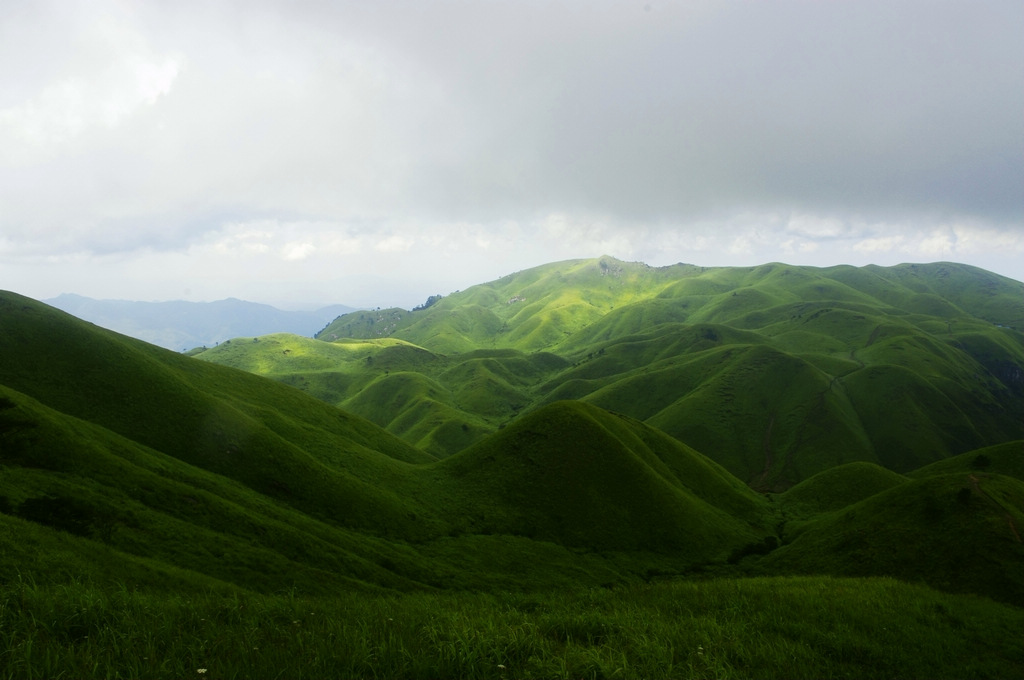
[4,576,1021,680]
[2,258,1023,678]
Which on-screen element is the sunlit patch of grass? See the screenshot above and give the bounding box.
[209,259,1024,479]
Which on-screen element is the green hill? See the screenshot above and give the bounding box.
[908,440,1024,482]
[0,294,443,540]
[3,285,1023,677]
[777,462,908,516]
[216,258,1024,488]
[316,258,701,354]
[0,290,773,594]
[759,469,1024,606]
[0,384,428,594]
[432,400,769,555]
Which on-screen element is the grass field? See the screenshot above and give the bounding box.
[3,575,1020,680]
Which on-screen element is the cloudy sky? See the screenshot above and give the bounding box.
[2,0,1021,309]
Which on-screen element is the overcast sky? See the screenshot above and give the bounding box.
[2,0,1021,309]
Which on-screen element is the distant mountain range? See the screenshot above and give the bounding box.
[44,294,355,351]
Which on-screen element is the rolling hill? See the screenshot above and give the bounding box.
[10,285,1019,597]
[198,257,1024,489]
[760,443,1024,606]
[2,282,1023,678]
[0,290,774,593]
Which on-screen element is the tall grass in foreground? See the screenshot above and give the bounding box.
[1,575,1020,680]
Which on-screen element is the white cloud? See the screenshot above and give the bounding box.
[1,0,1021,306]
[374,234,415,253]
[133,57,180,106]
[918,231,956,258]
[282,242,316,261]
[727,236,753,256]
[0,12,180,159]
[951,222,1024,255]
[323,235,363,256]
[854,236,903,254]
[785,214,848,240]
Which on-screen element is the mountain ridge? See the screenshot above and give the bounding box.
[198,257,1024,488]
[44,293,355,351]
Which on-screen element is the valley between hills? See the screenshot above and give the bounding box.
[1,257,1022,679]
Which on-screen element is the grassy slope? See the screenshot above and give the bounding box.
[908,440,1024,481]
[1,291,784,593]
[2,290,1023,677]
[195,333,572,458]
[251,258,1024,486]
[430,401,769,556]
[0,385,437,593]
[0,294,446,542]
[316,258,699,354]
[776,461,908,516]
[5,576,1021,680]
[758,444,1024,606]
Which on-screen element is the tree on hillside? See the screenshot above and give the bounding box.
[413,295,443,312]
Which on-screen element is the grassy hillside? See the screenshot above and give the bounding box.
[0,294,445,542]
[432,401,769,555]
[0,290,774,594]
[908,440,1024,481]
[205,258,1024,487]
[755,442,1024,607]
[0,384,435,594]
[762,472,1024,606]
[776,461,908,516]
[316,258,701,354]
[3,287,1023,677]
[193,332,569,458]
[19,286,1018,600]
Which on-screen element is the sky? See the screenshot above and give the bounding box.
[1,0,1022,310]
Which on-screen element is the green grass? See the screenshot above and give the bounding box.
[2,274,1024,678]
[204,259,1024,484]
[0,300,776,594]
[777,462,908,516]
[760,471,1024,607]
[3,380,774,594]
[432,401,770,556]
[909,441,1024,481]
[2,575,1019,680]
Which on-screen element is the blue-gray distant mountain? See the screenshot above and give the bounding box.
[44,294,355,351]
